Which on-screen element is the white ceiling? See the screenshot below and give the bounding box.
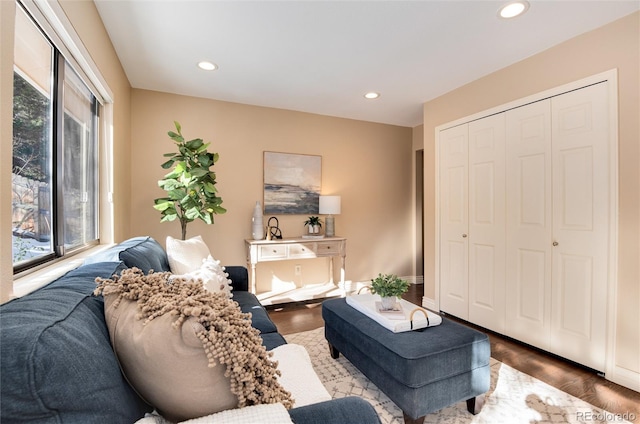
[94,1,639,128]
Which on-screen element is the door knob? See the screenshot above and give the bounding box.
[552,241,559,246]
[462,234,468,238]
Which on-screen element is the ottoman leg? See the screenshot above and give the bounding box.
[466,397,476,414]
[328,342,340,359]
[402,412,425,424]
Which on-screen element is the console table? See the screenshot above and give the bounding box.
[244,237,346,296]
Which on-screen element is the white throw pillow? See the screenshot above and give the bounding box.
[172,255,233,298]
[201,255,233,297]
[135,404,294,424]
[166,235,211,274]
[179,403,293,424]
[270,344,332,407]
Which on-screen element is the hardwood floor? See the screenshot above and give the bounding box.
[267,284,640,423]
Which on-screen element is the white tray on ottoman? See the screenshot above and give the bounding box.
[346,294,442,333]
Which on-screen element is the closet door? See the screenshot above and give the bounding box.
[468,114,506,333]
[439,124,469,319]
[550,82,609,371]
[505,100,552,349]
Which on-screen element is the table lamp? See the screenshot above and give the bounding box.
[319,195,341,237]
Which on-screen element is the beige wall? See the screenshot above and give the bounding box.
[130,90,414,285]
[423,12,639,378]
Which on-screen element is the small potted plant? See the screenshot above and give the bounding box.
[370,273,410,310]
[304,216,322,234]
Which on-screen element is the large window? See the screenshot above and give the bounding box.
[12,3,99,273]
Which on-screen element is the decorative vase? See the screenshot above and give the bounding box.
[380,296,398,311]
[251,201,264,240]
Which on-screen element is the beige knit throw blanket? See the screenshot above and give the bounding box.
[94,267,294,410]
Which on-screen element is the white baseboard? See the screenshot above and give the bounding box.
[422,296,438,312]
[606,364,640,393]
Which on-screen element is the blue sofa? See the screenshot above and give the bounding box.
[0,236,380,424]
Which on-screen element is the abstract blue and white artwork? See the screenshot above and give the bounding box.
[263,152,321,214]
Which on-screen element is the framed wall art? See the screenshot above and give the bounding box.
[263,152,321,214]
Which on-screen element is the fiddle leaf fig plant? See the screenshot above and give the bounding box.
[153,121,226,240]
[370,273,410,299]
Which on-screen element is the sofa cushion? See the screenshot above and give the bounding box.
[104,295,237,422]
[233,291,279,334]
[288,397,383,424]
[166,235,211,274]
[85,236,170,273]
[0,261,151,423]
[261,332,288,351]
[225,266,249,292]
[270,344,332,407]
[96,268,293,422]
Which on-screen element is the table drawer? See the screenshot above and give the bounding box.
[258,245,288,260]
[289,243,316,258]
[316,241,342,256]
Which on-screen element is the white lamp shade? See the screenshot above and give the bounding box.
[319,196,341,215]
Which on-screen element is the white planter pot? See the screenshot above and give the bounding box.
[380,296,398,311]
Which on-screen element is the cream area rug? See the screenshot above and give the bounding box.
[285,327,630,424]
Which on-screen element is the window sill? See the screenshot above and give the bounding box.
[12,244,115,299]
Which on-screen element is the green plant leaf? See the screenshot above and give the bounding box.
[153,200,172,211]
[198,154,212,167]
[186,138,204,150]
[168,132,184,144]
[159,179,181,190]
[168,189,187,200]
[185,207,200,220]
[203,182,217,193]
[190,168,208,177]
[160,158,175,169]
[160,214,178,222]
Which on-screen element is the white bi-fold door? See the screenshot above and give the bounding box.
[440,81,610,371]
[549,82,609,370]
[505,82,609,370]
[505,99,553,350]
[439,114,506,333]
[467,114,506,333]
[439,124,469,320]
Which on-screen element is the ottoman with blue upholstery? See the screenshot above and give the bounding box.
[322,298,490,424]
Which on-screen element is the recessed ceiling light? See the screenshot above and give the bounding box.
[364,92,380,100]
[497,0,530,19]
[197,61,218,71]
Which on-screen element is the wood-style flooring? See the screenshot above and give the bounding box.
[267,284,640,423]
